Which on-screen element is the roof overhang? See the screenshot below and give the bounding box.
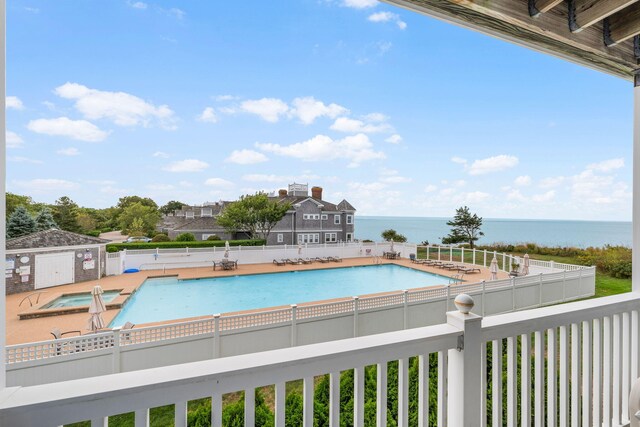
[384,0,640,81]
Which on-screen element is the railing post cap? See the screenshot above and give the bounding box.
[403,289,408,293]
[352,296,359,300]
[290,303,297,308]
[454,293,474,314]
[213,313,221,318]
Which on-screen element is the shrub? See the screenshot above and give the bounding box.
[151,233,170,242]
[84,230,101,237]
[106,239,266,252]
[175,232,196,242]
[206,235,221,241]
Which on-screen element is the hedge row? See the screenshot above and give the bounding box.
[106,239,266,253]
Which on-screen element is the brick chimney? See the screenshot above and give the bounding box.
[278,189,288,198]
[311,186,323,200]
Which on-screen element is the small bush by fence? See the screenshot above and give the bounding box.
[106,239,266,252]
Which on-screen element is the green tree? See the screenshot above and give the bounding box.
[159,200,186,215]
[117,202,161,235]
[6,193,35,219]
[381,229,408,243]
[116,196,158,210]
[53,196,81,233]
[442,205,484,249]
[7,206,36,238]
[34,207,58,231]
[218,193,290,240]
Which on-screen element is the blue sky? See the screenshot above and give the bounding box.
[6,0,633,220]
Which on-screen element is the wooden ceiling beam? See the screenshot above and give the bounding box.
[569,0,640,32]
[529,0,564,17]
[605,2,640,46]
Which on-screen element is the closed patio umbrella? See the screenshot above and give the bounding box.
[87,285,106,333]
[489,256,499,281]
[522,253,530,275]
[390,240,395,253]
[224,240,230,258]
[298,244,302,255]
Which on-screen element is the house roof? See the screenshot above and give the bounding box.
[337,200,356,211]
[6,229,109,250]
[271,196,355,212]
[171,217,226,232]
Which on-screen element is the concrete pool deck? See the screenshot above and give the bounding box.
[5,258,506,345]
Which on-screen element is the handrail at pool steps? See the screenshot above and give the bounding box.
[5,263,595,367]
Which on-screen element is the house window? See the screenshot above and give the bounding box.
[303,214,320,220]
[321,214,328,220]
[298,233,319,244]
[202,234,219,240]
[334,215,341,225]
[325,233,337,243]
[346,215,353,224]
[186,211,195,219]
[201,208,213,217]
[277,233,283,243]
[346,233,353,242]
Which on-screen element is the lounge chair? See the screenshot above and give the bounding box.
[273,259,286,266]
[459,266,481,274]
[50,327,82,340]
[315,257,330,263]
[409,253,417,262]
[298,258,312,264]
[328,256,342,262]
[285,258,301,265]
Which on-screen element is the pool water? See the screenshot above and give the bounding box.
[42,290,121,309]
[110,265,451,326]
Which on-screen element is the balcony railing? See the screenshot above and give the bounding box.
[1,291,637,426]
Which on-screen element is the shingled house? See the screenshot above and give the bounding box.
[5,229,109,294]
[161,184,356,245]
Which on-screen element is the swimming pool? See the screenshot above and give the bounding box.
[42,290,121,309]
[111,265,452,326]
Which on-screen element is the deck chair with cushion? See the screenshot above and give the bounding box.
[273,259,286,266]
[50,327,82,340]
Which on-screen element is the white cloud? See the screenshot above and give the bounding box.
[330,117,392,133]
[215,94,237,101]
[57,147,80,156]
[425,184,437,193]
[342,0,378,8]
[24,7,39,13]
[147,184,175,191]
[514,175,531,186]
[8,156,43,164]
[289,97,348,125]
[163,159,209,172]
[240,98,289,123]
[242,173,320,183]
[385,134,402,144]
[532,190,556,203]
[27,117,109,142]
[451,156,467,165]
[6,131,23,148]
[152,151,170,158]
[100,185,131,195]
[506,189,525,201]
[204,178,234,188]
[349,181,388,191]
[225,149,269,165]
[169,8,186,20]
[256,133,385,167]
[380,175,412,184]
[54,82,177,129]
[539,176,564,188]
[464,191,490,203]
[14,178,79,191]
[128,1,147,9]
[468,155,519,175]
[6,96,24,110]
[197,107,218,123]
[363,113,387,122]
[367,11,407,29]
[587,158,624,172]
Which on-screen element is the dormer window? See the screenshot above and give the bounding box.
[186,211,195,219]
[202,208,213,217]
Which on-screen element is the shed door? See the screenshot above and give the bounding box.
[35,252,75,289]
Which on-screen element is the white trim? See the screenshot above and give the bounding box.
[634,83,640,291]
[296,198,324,208]
[277,234,284,243]
[325,232,337,243]
[334,215,341,225]
[346,215,353,225]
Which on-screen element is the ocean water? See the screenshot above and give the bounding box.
[356,216,632,248]
[110,265,451,326]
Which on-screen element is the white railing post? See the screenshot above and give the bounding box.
[472,248,476,265]
[633,76,640,292]
[447,295,482,427]
[275,382,286,427]
[483,249,487,267]
[352,297,359,337]
[291,304,298,346]
[450,246,453,262]
[502,252,506,271]
[438,246,441,261]
[539,273,544,306]
[213,314,221,358]
[461,247,464,263]
[550,260,555,270]
[112,328,121,374]
[403,290,409,329]
[512,276,516,311]
[563,270,567,302]
[481,280,486,316]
